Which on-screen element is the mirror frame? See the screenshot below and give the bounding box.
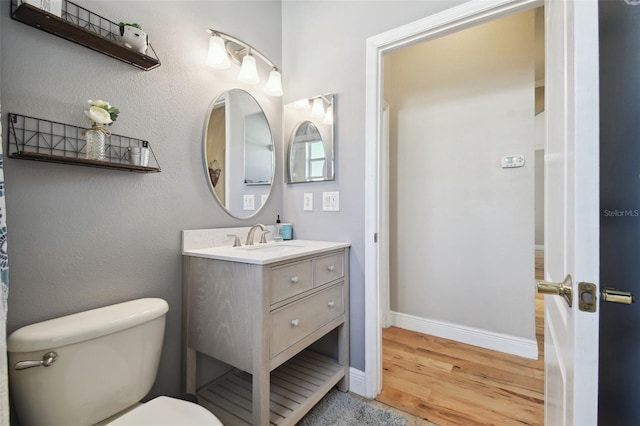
[202,88,275,219]
[285,93,336,184]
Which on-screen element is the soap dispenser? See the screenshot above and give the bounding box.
[274,215,283,241]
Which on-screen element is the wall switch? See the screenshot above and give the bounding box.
[303,193,313,211]
[322,192,339,211]
[261,194,268,207]
[243,194,255,210]
[501,155,525,168]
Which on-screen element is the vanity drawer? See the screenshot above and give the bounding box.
[270,282,344,357]
[313,253,344,287]
[270,260,313,304]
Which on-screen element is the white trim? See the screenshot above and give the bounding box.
[364,0,543,400]
[535,244,545,251]
[348,367,367,397]
[389,311,539,360]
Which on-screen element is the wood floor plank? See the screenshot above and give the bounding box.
[376,250,545,425]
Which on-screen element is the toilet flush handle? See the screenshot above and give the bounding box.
[14,351,58,370]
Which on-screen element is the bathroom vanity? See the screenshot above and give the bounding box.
[182,233,350,425]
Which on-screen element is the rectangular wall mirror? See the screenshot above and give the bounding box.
[285,93,335,183]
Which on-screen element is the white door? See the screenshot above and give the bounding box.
[543,0,599,424]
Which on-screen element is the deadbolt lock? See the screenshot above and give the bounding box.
[577,282,635,312]
[538,278,635,312]
[578,282,597,312]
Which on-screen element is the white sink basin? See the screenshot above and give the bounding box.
[239,243,305,253]
[183,239,350,265]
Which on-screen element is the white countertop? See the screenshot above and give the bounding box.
[182,240,351,265]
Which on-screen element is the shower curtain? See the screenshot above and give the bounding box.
[0,110,9,426]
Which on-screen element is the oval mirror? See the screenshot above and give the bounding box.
[203,89,274,218]
[285,94,335,183]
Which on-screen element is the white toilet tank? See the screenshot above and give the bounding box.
[7,298,169,426]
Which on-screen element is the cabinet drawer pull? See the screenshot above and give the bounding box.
[290,276,299,283]
[326,265,335,272]
[327,301,335,308]
[291,319,299,327]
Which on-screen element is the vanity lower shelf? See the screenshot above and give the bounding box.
[197,350,344,426]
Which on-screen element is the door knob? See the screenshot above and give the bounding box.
[537,275,573,307]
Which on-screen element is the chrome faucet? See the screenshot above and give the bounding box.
[227,234,242,247]
[245,224,267,246]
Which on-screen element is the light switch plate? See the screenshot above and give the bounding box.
[322,192,339,211]
[501,155,525,168]
[243,194,255,210]
[303,193,313,211]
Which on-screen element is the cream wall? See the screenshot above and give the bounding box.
[385,10,536,340]
[2,0,282,398]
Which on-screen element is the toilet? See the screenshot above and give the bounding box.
[7,298,223,426]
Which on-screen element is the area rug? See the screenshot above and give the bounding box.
[297,389,407,426]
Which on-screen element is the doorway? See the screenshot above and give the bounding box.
[371,6,545,424]
[363,0,549,407]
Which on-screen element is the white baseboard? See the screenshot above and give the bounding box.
[389,311,539,360]
[535,244,544,251]
[349,367,366,397]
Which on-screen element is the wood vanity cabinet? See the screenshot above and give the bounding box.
[182,247,349,425]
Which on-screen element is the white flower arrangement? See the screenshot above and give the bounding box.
[84,100,119,127]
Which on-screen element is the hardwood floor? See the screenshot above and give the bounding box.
[376,251,545,425]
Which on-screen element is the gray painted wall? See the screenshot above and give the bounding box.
[281,0,467,372]
[2,0,477,400]
[2,0,282,398]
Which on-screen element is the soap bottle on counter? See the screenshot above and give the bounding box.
[274,215,283,241]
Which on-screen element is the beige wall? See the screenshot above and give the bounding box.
[384,10,537,340]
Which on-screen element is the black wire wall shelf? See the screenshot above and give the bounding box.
[7,113,161,173]
[10,0,161,70]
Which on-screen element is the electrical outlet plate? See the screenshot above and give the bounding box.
[322,192,339,211]
[243,194,255,210]
[303,193,313,211]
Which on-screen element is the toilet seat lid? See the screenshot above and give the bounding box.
[107,396,223,426]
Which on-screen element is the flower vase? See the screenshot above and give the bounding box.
[85,126,108,161]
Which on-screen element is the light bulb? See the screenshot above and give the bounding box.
[264,69,283,96]
[206,35,231,69]
[238,54,260,85]
[323,104,334,125]
[311,98,325,117]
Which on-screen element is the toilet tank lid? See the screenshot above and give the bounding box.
[7,298,169,353]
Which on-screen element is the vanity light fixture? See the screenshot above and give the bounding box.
[238,51,260,85]
[291,94,334,123]
[206,34,231,69]
[310,98,325,117]
[206,29,283,96]
[323,103,334,125]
